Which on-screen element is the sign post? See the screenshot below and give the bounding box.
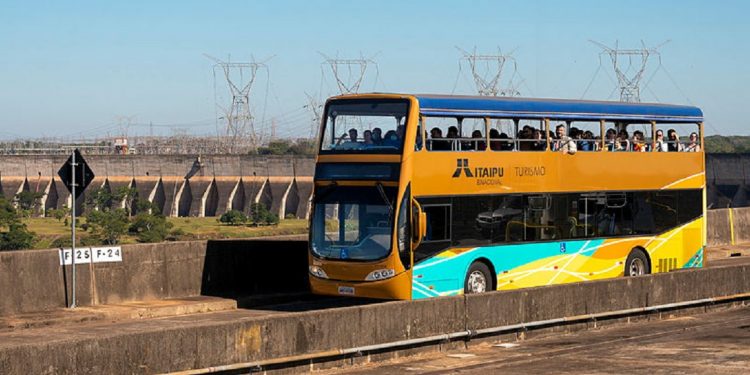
[57,149,94,308]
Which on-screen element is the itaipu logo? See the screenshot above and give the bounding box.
[452,158,503,185]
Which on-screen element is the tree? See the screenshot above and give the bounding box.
[15,191,44,216]
[288,138,316,155]
[219,210,247,226]
[0,197,16,226]
[85,187,114,211]
[86,208,129,245]
[0,198,35,251]
[129,211,173,243]
[249,203,279,226]
[114,186,138,217]
[0,223,35,250]
[255,138,316,155]
[136,198,160,214]
[49,205,70,223]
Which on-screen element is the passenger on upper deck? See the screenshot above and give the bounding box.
[429,127,450,151]
[632,130,647,152]
[489,128,501,150]
[605,128,620,151]
[372,127,383,145]
[685,132,701,152]
[471,130,486,151]
[383,130,399,148]
[447,126,459,150]
[336,128,359,148]
[618,129,630,151]
[363,130,374,146]
[552,124,577,154]
[667,129,684,152]
[532,129,545,151]
[580,130,595,151]
[653,129,668,152]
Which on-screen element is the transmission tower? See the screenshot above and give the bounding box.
[457,47,521,97]
[205,54,270,153]
[320,53,379,95]
[590,40,668,102]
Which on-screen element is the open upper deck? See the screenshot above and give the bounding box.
[318,94,704,157]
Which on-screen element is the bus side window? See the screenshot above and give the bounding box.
[568,121,601,152]
[452,196,491,246]
[423,205,451,242]
[413,203,452,262]
[425,117,458,151]
[457,118,487,151]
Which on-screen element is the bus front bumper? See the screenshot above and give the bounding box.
[309,270,412,300]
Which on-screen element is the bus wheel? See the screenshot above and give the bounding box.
[464,262,493,294]
[625,249,650,277]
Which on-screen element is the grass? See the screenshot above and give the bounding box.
[22,217,309,249]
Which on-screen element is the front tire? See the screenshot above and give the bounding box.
[464,262,493,294]
[625,249,650,276]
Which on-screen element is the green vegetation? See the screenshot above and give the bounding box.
[14,191,44,217]
[22,216,308,250]
[254,138,316,155]
[219,210,248,226]
[2,181,304,250]
[249,203,280,225]
[704,135,750,153]
[130,211,173,243]
[0,198,35,251]
[218,204,280,227]
[83,187,130,245]
[85,208,129,245]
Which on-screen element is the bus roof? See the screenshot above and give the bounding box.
[413,94,703,122]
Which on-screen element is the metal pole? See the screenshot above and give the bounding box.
[70,150,77,308]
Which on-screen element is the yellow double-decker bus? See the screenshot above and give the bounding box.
[308,94,705,300]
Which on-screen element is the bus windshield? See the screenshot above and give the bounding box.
[319,99,409,154]
[311,185,397,261]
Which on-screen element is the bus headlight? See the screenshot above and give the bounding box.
[309,265,329,279]
[365,269,396,281]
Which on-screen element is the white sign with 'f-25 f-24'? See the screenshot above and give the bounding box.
[59,246,123,265]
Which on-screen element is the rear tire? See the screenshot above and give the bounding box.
[625,249,650,277]
[464,262,493,294]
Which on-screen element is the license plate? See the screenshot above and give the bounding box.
[338,286,355,295]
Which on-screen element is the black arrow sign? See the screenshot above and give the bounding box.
[57,149,95,199]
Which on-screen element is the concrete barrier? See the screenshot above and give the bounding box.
[0,239,309,316]
[707,208,732,246]
[731,207,750,244]
[1,263,748,374]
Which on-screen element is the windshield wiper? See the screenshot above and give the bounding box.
[376,182,393,216]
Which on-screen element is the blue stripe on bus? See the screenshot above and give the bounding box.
[412,239,605,299]
[682,247,703,268]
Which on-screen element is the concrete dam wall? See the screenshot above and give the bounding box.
[1,152,746,218]
[0,154,315,219]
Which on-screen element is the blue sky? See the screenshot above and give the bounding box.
[0,0,747,139]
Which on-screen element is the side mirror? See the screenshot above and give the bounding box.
[419,211,427,241]
[411,199,426,249]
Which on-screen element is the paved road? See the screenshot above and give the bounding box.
[328,305,750,374]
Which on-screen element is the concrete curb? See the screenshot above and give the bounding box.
[1,263,748,374]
